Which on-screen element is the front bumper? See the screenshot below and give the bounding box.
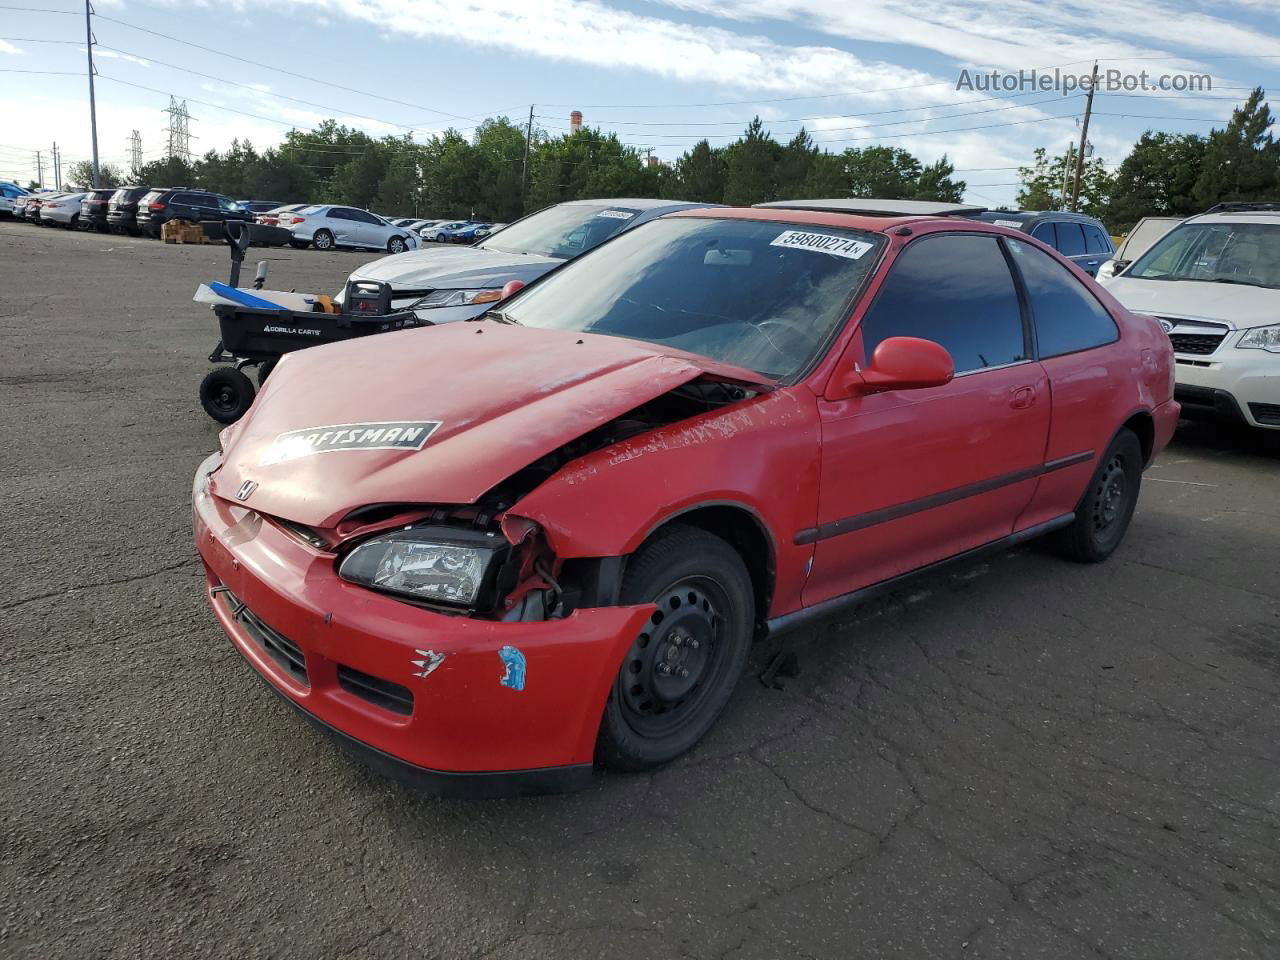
[192,454,654,792]
[1174,338,1280,429]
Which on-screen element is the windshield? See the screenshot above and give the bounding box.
[1128,221,1280,288]
[500,217,885,380]
[480,203,646,259]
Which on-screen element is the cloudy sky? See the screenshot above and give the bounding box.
[1,0,1277,206]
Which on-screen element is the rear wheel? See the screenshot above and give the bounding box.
[312,229,335,251]
[1056,429,1143,563]
[597,525,754,771]
[199,368,255,424]
[388,235,406,254]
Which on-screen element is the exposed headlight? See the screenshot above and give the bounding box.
[339,527,508,608]
[411,288,504,308]
[1237,323,1280,353]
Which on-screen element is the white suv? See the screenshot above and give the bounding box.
[1101,204,1280,431]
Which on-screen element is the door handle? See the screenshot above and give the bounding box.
[1087,260,1100,266]
[1010,385,1036,409]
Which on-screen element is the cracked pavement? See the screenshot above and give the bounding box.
[2,220,1279,959]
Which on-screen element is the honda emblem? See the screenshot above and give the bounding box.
[235,480,258,501]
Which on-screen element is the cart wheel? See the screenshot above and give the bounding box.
[200,368,256,424]
[257,359,277,387]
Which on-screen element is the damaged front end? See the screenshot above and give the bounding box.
[266,376,761,625]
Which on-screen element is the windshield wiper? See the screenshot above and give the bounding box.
[484,309,518,324]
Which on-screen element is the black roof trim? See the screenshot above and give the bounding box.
[754,198,987,217]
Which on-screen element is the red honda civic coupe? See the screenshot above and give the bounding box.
[193,199,1178,796]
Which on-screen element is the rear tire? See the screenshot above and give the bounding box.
[289,239,309,249]
[199,368,256,424]
[596,525,754,771]
[388,235,406,254]
[312,229,335,251]
[1056,429,1143,563]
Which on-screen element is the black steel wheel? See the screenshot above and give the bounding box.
[1056,428,1143,563]
[597,525,754,771]
[199,367,256,424]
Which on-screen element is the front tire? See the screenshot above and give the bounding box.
[312,229,335,251]
[199,368,256,424]
[1056,429,1143,563]
[597,525,754,771]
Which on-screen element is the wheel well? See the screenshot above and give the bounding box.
[646,506,775,633]
[1122,411,1155,466]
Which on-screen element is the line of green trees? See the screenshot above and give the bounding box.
[58,88,1276,232]
[1017,87,1278,230]
[60,115,966,222]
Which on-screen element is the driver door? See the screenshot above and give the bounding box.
[804,233,1051,606]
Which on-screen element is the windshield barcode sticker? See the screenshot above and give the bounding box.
[597,209,636,220]
[771,230,873,260]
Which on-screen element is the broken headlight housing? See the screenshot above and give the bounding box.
[339,526,510,609]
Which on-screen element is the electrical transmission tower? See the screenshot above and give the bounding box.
[163,96,193,162]
[127,130,142,172]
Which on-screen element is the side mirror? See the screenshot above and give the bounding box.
[847,336,954,394]
[500,279,526,299]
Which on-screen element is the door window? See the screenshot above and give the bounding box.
[1030,222,1056,245]
[1054,222,1087,256]
[1083,225,1111,254]
[328,208,351,221]
[858,234,1027,375]
[1006,239,1119,357]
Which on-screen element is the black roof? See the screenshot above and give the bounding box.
[967,209,1105,225]
[755,198,987,217]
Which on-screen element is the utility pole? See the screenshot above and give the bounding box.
[52,142,61,190]
[1069,61,1098,212]
[1059,143,1074,210]
[164,96,193,162]
[35,150,43,188]
[521,104,534,199]
[85,0,101,187]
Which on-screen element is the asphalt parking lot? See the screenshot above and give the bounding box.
[2,218,1279,960]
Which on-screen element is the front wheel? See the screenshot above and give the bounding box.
[312,229,335,251]
[597,525,754,771]
[1056,429,1143,563]
[199,368,256,424]
[388,235,406,254]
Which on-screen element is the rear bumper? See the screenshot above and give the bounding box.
[192,453,654,790]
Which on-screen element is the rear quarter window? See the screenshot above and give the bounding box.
[1006,239,1119,357]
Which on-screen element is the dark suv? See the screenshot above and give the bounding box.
[967,210,1115,276]
[105,186,151,235]
[135,187,251,237]
[79,188,117,232]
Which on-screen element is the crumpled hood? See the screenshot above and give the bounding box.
[347,245,561,292]
[213,322,770,527]
[1103,275,1280,330]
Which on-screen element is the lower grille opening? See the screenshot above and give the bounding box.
[337,664,414,716]
[216,586,309,687]
[1249,402,1280,426]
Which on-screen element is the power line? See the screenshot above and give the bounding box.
[92,11,488,125]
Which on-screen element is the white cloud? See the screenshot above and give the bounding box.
[0,40,24,55]
[84,47,152,67]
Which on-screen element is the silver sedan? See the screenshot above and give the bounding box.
[283,205,420,253]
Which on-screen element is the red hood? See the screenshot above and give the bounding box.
[213,321,770,526]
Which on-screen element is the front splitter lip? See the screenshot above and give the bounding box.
[243,656,594,798]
